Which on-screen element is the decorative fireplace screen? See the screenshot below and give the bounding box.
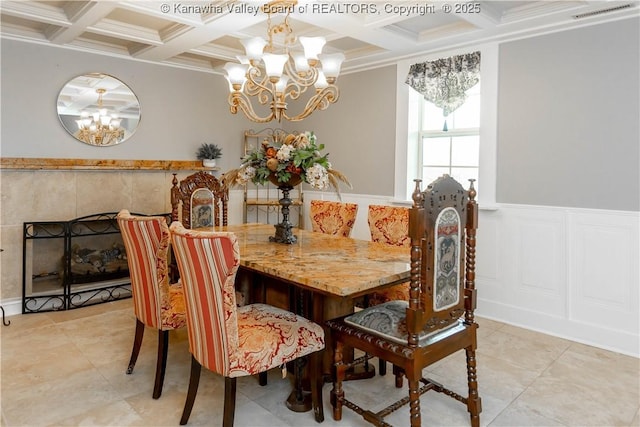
[22,212,169,313]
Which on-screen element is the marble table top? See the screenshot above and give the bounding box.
[216,223,410,298]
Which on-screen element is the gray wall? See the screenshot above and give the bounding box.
[497,18,639,211]
[297,66,397,197]
[3,16,638,212]
[0,39,251,171]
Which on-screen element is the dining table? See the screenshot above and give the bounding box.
[199,222,411,411]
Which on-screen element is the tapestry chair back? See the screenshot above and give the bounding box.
[417,176,468,325]
[171,171,228,229]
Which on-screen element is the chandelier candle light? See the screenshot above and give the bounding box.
[223,0,345,123]
[223,131,350,243]
[76,88,124,146]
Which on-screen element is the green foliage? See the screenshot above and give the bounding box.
[196,143,222,160]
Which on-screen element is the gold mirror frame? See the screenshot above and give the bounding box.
[57,73,141,147]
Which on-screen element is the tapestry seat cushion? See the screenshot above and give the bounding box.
[344,300,464,346]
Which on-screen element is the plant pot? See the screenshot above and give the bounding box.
[202,159,217,168]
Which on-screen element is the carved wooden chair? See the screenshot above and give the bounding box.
[116,210,186,399]
[326,175,481,427]
[309,200,358,237]
[169,222,325,426]
[171,171,228,229]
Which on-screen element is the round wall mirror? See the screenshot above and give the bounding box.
[57,73,141,146]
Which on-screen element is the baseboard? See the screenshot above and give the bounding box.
[0,298,22,318]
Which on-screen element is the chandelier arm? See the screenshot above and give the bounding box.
[282,86,339,122]
[244,68,274,106]
[284,60,318,87]
[280,61,317,102]
[228,91,277,123]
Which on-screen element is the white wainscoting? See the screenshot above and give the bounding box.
[474,204,639,357]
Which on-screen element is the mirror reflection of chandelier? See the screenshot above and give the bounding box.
[223,0,345,123]
[76,88,124,145]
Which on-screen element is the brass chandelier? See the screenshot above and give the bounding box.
[76,88,124,146]
[223,0,345,123]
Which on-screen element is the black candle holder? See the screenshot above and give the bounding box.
[270,184,297,244]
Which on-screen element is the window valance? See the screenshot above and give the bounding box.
[405,51,481,130]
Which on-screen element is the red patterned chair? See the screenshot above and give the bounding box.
[367,205,411,305]
[116,210,186,399]
[309,200,358,237]
[169,222,325,426]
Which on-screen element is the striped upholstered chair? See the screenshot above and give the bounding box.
[309,200,358,237]
[117,210,186,399]
[169,222,325,426]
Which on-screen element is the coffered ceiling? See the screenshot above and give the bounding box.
[1,1,637,74]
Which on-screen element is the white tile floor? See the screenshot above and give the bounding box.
[1,298,638,427]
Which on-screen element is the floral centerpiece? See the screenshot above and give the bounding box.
[223,131,350,195]
[223,131,350,244]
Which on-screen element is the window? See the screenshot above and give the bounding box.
[418,82,480,191]
[397,45,497,205]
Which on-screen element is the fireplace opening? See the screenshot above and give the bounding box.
[23,212,169,313]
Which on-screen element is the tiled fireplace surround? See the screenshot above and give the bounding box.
[0,160,239,313]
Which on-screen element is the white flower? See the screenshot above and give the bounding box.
[306,163,329,190]
[236,166,256,184]
[276,144,292,161]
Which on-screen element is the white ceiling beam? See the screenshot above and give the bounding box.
[0,1,71,26]
[290,10,417,52]
[446,1,502,28]
[133,11,266,61]
[47,2,119,44]
[88,19,164,45]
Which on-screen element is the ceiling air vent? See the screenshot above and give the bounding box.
[573,3,632,19]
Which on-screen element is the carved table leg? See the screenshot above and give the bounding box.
[286,287,312,412]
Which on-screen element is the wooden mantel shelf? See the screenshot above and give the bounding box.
[0,157,219,171]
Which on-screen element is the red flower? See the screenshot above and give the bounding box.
[265,147,277,158]
[286,164,302,175]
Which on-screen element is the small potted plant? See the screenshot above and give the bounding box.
[196,143,222,167]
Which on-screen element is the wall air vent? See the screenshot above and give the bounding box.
[573,4,632,19]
